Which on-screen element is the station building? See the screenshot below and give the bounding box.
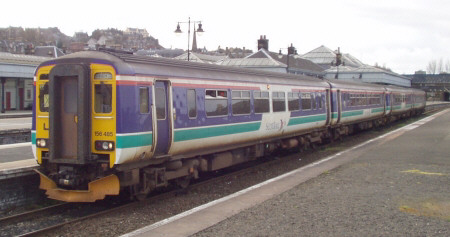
[302,45,411,87]
[407,72,450,101]
[0,53,48,112]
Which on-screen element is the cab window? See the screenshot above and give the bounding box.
[94,83,112,113]
[39,82,49,112]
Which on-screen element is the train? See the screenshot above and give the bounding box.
[32,50,426,202]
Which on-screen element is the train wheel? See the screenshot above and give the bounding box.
[131,183,152,201]
[175,175,191,189]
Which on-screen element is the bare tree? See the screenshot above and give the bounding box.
[437,58,444,73]
[445,59,450,73]
[427,60,437,74]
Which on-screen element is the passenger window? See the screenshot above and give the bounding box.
[139,87,149,114]
[232,90,251,115]
[155,87,166,119]
[205,89,228,117]
[301,93,311,110]
[254,91,270,113]
[187,89,197,118]
[317,93,322,109]
[94,83,112,113]
[272,92,286,112]
[311,93,316,109]
[288,92,300,111]
[39,83,49,112]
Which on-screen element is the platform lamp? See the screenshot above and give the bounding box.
[175,17,204,61]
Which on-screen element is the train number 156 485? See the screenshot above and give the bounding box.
[94,131,114,137]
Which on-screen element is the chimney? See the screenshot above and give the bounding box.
[288,43,295,55]
[335,47,342,66]
[257,35,269,51]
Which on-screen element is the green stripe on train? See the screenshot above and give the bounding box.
[31,131,36,145]
[174,122,261,142]
[116,133,153,149]
[288,114,326,126]
[371,107,384,113]
[342,110,364,117]
[332,110,363,118]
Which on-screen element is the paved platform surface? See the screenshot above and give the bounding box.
[124,109,450,237]
[0,110,31,119]
[0,143,36,179]
[0,143,33,163]
[0,117,31,131]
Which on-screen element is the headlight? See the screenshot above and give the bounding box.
[36,138,48,148]
[102,142,109,150]
[95,141,115,151]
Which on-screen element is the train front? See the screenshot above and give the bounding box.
[32,60,119,202]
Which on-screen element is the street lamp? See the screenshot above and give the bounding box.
[174,17,204,61]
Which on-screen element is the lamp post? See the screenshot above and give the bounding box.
[334,47,342,79]
[175,17,204,61]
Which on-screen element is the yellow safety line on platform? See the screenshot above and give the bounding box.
[401,169,446,176]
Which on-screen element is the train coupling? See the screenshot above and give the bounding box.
[34,169,120,202]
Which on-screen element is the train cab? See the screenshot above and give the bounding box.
[33,61,119,202]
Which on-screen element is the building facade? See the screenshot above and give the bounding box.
[0,53,48,112]
[407,73,450,101]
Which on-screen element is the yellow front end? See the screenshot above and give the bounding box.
[34,63,120,202]
[90,64,117,168]
[35,65,53,164]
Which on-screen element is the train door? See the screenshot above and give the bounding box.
[153,80,172,156]
[49,64,90,162]
[325,89,331,125]
[336,90,342,123]
[59,77,78,158]
[6,92,11,110]
[19,88,24,110]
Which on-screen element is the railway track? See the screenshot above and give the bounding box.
[0,159,269,236]
[0,145,313,237]
[0,110,444,236]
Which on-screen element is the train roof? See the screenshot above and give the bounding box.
[385,85,425,94]
[38,50,330,88]
[325,79,387,92]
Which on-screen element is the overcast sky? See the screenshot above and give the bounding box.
[2,0,449,74]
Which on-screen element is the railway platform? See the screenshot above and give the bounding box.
[0,143,35,180]
[0,110,32,119]
[124,109,450,237]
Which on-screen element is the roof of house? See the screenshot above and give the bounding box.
[34,46,65,58]
[174,52,228,64]
[301,45,364,69]
[0,52,48,65]
[218,48,323,72]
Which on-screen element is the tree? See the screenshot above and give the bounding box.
[437,58,444,74]
[427,60,437,74]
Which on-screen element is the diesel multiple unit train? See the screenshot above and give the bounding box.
[32,50,426,202]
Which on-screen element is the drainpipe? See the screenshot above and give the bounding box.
[1,77,5,113]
